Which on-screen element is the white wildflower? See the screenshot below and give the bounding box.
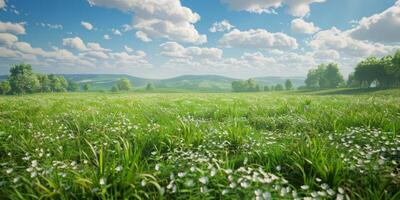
[199,176,208,184]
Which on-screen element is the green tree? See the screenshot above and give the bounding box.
[275,84,284,91]
[324,63,344,88]
[285,79,293,90]
[67,81,80,92]
[305,68,321,89]
[146,83,155,91]
[231,79,261,92]
[116,78,133,91]
[347,72,360,88]
[38,74,52,92]
[264,85,270,92]
[354,56,395,88]
[8,63,41,94]
[111,85,119,92]
[386,50,400,80]
[305,63,344,89]
[83,83,90,92]
[0,81,11,95]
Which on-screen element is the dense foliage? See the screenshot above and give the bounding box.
[0,91,399,199]
[111,78,133,92]
[349,50,400,88]
[231,79,261,92]
[305,63,344,89]
[0,64,79,95]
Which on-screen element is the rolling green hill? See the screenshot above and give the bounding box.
[0,74,305,92]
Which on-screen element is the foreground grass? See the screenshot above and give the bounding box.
[0,91,399,199]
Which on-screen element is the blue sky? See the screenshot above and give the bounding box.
[0,0,399,78]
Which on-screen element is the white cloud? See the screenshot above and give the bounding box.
[87,42,110,52]
[124,45,133,52]
[0,21,26,35]
[103,34,111,40]
[219,28,298,50]
[0,33,18,46]
[0,33,151,74]
[209,20,234,32]
[0,0,6,9]
[349,0,400,43]
[62,37,88,51]
[291,18,320,34]
[112,29,122,36]
[135,31,152,42]
[87,0,207,44]
[308,27,400,58]
[160,41,223,60]
[220,0,325,17]
[81,21,94,30]
[122,24,132,32]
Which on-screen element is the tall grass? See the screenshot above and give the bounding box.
[0,91,399,199]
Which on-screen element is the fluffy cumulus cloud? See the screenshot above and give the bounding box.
[219,28,298,50]
[0,33,18,46]
[0,29,151,74]
[308,27,400,58]
[220,0,325,17]
[62,37,88,51]
[81,21,93,30]
[160,42,223,60]
[209,20,235,32]
[0,21,26,35]
[160,49,319,78]
[0,0,6,9]
[135,31,152,42]
[291,18,320,34]
[349,0,400,43]
[87,0,207,44]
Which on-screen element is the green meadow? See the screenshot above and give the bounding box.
[1,90,399,199]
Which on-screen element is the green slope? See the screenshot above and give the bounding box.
[0,74,306,92]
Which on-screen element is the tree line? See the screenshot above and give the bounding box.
[0,63,83,95]
[304,50,400,89]
[231,79,293,92]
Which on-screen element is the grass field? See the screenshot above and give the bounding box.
[0,90,400,199]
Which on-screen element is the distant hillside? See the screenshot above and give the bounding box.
[254,76,305,87]
[61,74,152,91]
[156,75,238,92]
[0,74,306,91]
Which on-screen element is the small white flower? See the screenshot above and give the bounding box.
[199,176,208,184]
[222,189,229,195]
[276,165,281,171]
[263,191,272,200]
[115,165,123,172]
[210,168,217,177]
[155,164,160,171]
[13,176,20,183]
[31,160,38,168]
[240,181,249,188]
[327,189,336,196]
[338,187,345,194]
[141,179,146,187]
[178,172,186,178]
[316,177,322,182]
[30,171,37,178]
[225,169,233,174]
[6,168,13,174]
[99,178,106,185]
[301,185,309,190]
